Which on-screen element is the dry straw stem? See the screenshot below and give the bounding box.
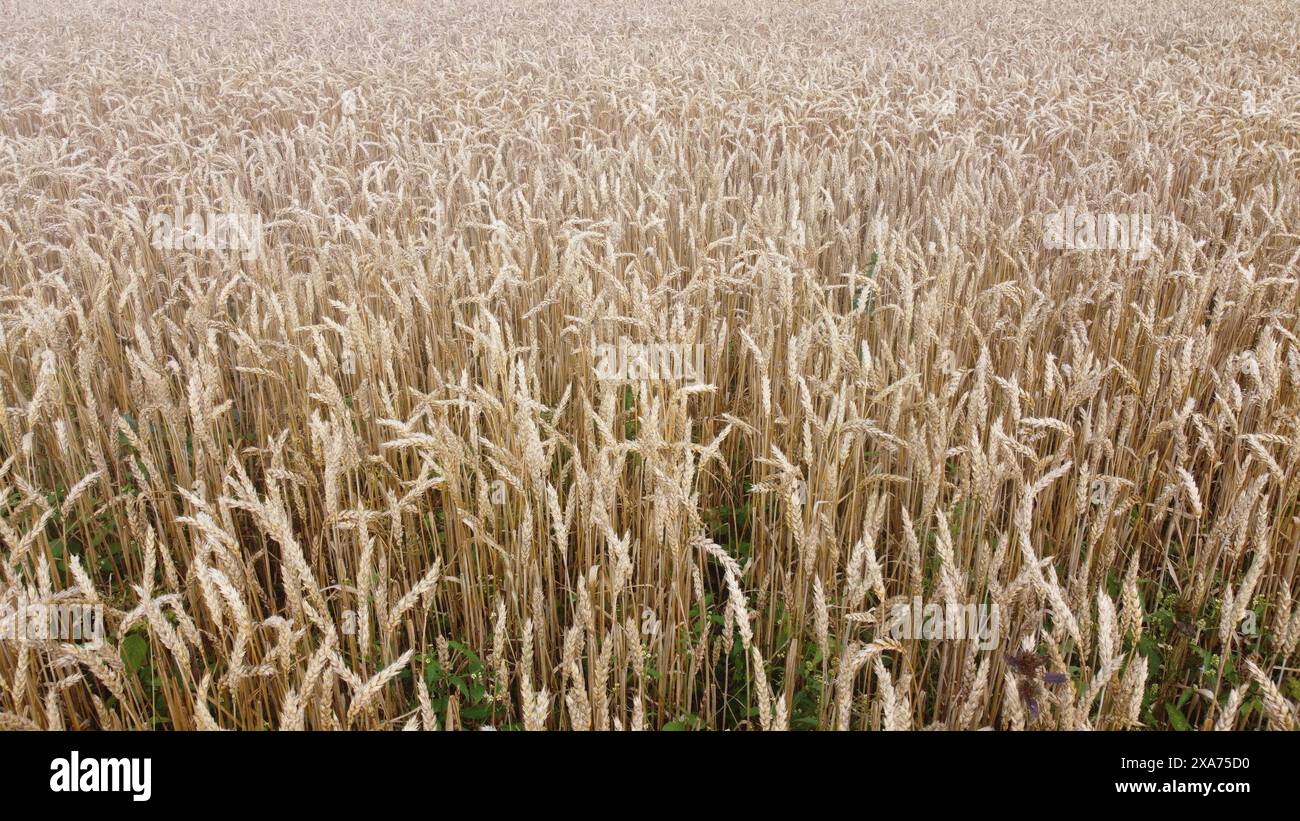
[1,0,1299,730]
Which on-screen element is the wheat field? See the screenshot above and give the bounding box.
[1,0,1298,731]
